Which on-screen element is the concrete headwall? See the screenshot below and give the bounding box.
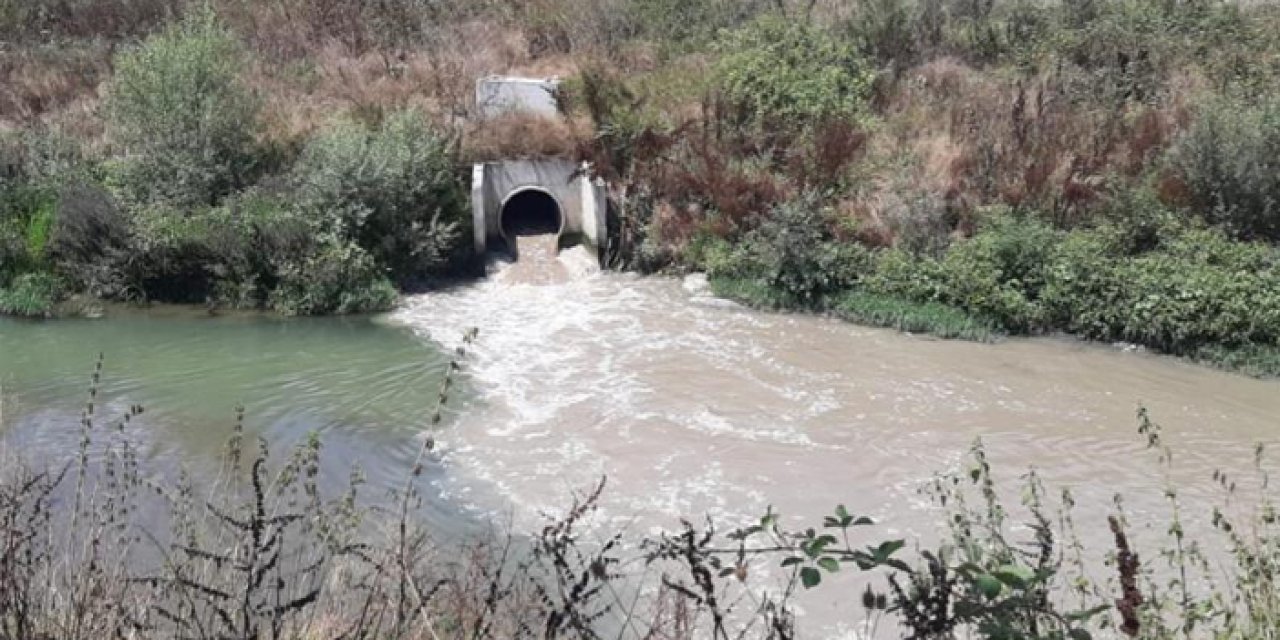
[472,159,607,256]
[470,76,608,260]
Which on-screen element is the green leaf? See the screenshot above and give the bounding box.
[874,539,905,561]
[817,557,840,573]
[800,566,822,589]
[976,573,1003,599]
[993,564,1036,588]
[1066,605,1111,622]
[781,556,804,567]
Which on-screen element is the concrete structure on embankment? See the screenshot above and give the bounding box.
[469,76,609,259]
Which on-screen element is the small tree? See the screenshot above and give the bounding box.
[106,7,259,208]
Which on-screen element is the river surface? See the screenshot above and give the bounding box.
[2,238,1278,637]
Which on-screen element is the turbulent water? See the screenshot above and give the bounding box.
[2,236,1278,637]
[394,235,1280,636]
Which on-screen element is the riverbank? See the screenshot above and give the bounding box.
[7,0,1280,338]
[700,209,1280,378]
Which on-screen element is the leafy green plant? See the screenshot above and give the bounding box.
[713,16,874,134]
[1171,95,1280,241]
[707,195,872,307]
[269,240,398,316]
[105,7,259,208]
[291,109,466,286]
[933,212,1060,333]
[0,272,63,317]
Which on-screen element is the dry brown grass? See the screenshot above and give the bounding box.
[0,47,109,127]
[863,56,1198,233]
[461,112,589,163]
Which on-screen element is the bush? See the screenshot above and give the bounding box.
[863,213,1060,334]
[119,192,312,306]
[0,183,57,284]
[713,16,874,134]
[269,241,398,316]
[106,8,259,208]
[291,110,466,286]
[1171,95,1280,241]
[626,0,768,51]
[0,272,62,317]
[1043,223,1280,354]
[933,212,1060,332]
[46,182,131,297]
[707,195,873,307]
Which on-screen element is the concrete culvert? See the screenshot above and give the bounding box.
[500,189,563,253]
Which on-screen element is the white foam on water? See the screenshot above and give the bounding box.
[391,252,1280,637]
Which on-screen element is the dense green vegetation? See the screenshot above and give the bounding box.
[3,0,1280,374]
[569,0,1280,376]
[1,10,469,317]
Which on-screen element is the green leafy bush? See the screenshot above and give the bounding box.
[1044,223,1280,354]
[933,213,1060,332]
[118,191,313,306]
[0,272,63,317]
[291,109,466,286]
[861,213,1059,334]
[0,183,57,284]
[1171,95,1280,241]
[707,195,873,307]
[106,8,259,208]
[269,241,398,316]
[713,16,874,133]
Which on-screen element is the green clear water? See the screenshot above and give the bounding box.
[0,306,459,511]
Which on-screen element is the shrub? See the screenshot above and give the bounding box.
[106,8,259,208]
[713,16,874,134]
[0,183,57,284]
[933,212,1060,332]
[1043,223,1280,354]
[46,182,132,297]
[862,248,950,303]
[269,241,398,316]
[118,191,314,306]
[0,272,62,317]
[861,213,1059,334]
[1170,95,1280,241]
[707,195,873,307]
[291,109,466,286]
[627,0,768,51]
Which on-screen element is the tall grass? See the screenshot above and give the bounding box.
[831,290,999,342]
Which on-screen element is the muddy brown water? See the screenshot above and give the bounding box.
[2,235,1277,637]
[396,235,1280,637]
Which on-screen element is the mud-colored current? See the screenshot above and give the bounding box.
[2,236,1276,636]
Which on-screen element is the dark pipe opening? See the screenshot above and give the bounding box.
[501,190,562,239]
